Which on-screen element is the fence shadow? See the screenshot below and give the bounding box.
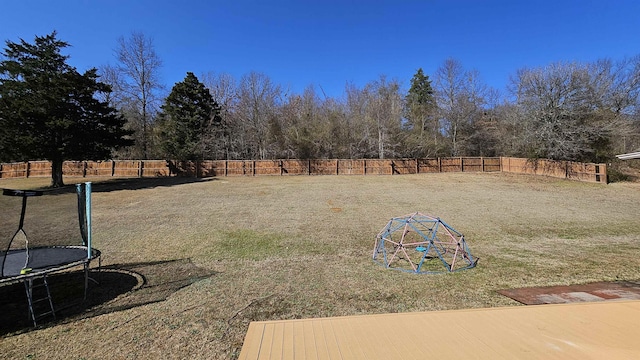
[0,258,216,335]
[89,176,216,193]
[6,177,218,196]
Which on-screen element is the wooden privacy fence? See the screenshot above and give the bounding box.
[500,157,607,183]
[0,157,607,183]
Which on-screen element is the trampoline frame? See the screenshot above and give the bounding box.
[0,183,101,326]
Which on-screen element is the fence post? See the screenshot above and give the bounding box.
[25,161,30,178]
[363,159,366,175]
[138,161,143,178]
[481,157,485,172]
[415,159,419,174]
[111,160,115,177]
[83,161,88,177]
[308,159,311,175]
[336,159,339,175]
[0,163,2,179]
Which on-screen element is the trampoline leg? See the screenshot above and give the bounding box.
[24,279,37,326]
[84,263,88,300]
[83,258,101,300]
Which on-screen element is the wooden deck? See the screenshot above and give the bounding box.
[239,300,640,359]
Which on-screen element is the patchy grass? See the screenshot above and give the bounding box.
[1,173,639,359]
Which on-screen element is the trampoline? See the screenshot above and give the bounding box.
[0,183,101,326]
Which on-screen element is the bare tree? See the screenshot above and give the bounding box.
[366,76,404,159]
[315,96,348,159]
[435,58,489,156]
[202,72,238,115]
[236,71,281,159]
[345,82,376,158]
[111,32,164,159]
[507,59,639,162]
[96,64,123,106]
[277,93,303,158]
[460,69,498,156]
[590,57,640,155]
[276,86,322,158]
[489,101,525,156]
[201,71,239,159]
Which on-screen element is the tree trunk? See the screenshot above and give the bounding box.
[378,128,384,159]
[142,104,148,160]
[51,159,65,187]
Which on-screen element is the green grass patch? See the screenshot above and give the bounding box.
[202,229,338,261]
[211,230,289,260]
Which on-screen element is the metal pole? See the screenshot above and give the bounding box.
[85,182,92,260]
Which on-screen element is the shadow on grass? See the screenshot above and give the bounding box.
[89,176,217,193]
[20,176,218,195]
[0,258,216,335]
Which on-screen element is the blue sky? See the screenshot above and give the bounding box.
[1,0,639,99]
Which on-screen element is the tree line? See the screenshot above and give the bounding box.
[1,32,639,187]
[102,33,639,164]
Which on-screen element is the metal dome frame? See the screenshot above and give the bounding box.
[373,212,478,274]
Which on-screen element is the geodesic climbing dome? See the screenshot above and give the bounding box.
[373,212,477,273]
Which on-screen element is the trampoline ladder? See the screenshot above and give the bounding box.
[24,275,56,326]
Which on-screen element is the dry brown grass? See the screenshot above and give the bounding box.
[1,173,639,359]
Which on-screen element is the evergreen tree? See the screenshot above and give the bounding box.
[0,32,132,187]
[158,72,221,160]
[405,68,438,157]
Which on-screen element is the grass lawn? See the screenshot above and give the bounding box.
[1,173,639,359]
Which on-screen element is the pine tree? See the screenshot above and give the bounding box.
[405,68,438,157]
[0,32,132,187]
[157,72,221,160]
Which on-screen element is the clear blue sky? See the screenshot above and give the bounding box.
[1,0,639,98]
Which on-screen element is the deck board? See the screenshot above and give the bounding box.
[239,300,640,359]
